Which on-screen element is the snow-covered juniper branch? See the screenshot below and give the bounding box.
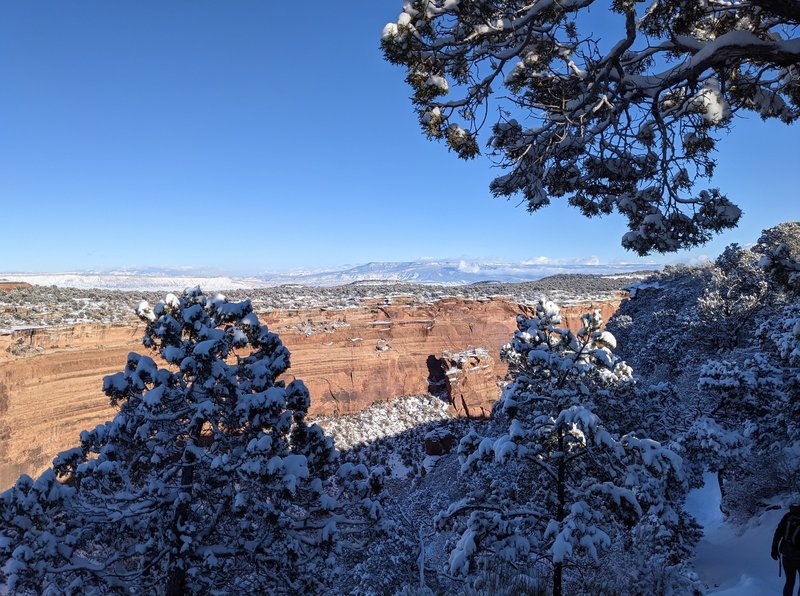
[382,0,800,254]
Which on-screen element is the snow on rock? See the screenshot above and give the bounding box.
[424,428,456,456]
[313,394,452,452]
[438,348,497,418]
[625,281,662,298]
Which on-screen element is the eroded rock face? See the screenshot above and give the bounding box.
[0,295,623,489]
[438,348,497,418]
[264,297,536,417]
[0,325,145,490]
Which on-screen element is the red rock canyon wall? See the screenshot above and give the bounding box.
[0,296,622,489]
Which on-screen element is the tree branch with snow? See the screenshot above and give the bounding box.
[382,0,800,254]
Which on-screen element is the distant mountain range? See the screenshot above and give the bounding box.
[269,260,658,286]
[0,259,660,291]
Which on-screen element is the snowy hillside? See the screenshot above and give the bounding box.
[0,272,270,292]
[0,259,657,290]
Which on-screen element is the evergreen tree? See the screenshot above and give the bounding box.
[0,289,386,594]
[754,221,800,293]
[697,244,768,348]
[436,301,696,595]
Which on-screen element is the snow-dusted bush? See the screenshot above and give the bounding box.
[436,301,696,596]
[754,221,800,293]
[464,566,546,595]
[582,525,703,596]
[696,244,767,348]
[0,289,387,594]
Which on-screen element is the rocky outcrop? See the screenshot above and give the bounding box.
[264,296,621,418]
[263,296,535,417]
[0,295,624,489]
[0,325,144,489]
[0,282,31,292]
[424,428,456,456]
[438,348,497,418]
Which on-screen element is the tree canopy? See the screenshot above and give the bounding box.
[382,0,800,254]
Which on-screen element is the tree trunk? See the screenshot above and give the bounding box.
[553,427,566,596]
[553,560,563,596]
[717,469,729,515]
[166,567,187,596]
[166,438,198,596]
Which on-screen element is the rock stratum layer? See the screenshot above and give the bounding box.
[0,296,622,490]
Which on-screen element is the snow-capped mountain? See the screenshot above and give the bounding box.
[0,259,658,291]
[274,259,657,286]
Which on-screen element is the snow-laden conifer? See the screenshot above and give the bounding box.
[608,227,800,517]
[697,244,768,348]
[436,301,698,595]
[754,222,800,293]
[0,289,387,594]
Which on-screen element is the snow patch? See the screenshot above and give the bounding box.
[688,473,785,594]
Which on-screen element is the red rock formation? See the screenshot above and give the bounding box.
[0,325,144,489]
[263,297,536,417]
[268,296,622,418]
[424,428,456,456]
[0,282,31,292]
[438,348,497,418]
[0,295,624,489]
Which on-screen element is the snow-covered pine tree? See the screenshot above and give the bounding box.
[596,224,800,519]
[436,301,696,595]
[697,244,768,349]
[754,221,800,293]
[680,240,795,505]
[751,301,800,492]
[672,294,800,518]
[0,289,387,594]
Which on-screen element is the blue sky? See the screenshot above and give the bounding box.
[1,1,797,274]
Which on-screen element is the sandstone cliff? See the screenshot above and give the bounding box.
[438,348,497,418]
[0,296,622,490]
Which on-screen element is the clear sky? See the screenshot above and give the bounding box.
[1,1,797,274]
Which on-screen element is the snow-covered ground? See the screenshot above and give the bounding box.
[0,272,271,291]
[314,394,452,452]
[688,473,785,594]
[0,273,645,330]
